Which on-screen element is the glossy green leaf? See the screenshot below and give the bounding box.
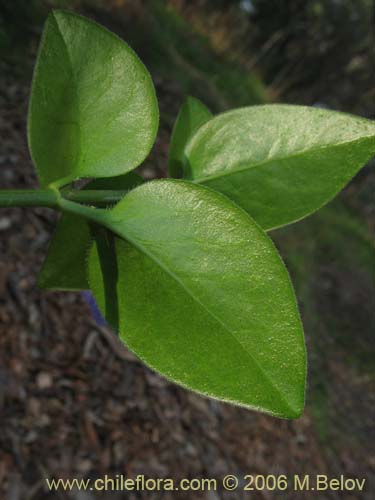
[183,105,375,230]
[38,172,143,290]
[168,97,212,178]
[28,10,159,187]
[88,180,306,418]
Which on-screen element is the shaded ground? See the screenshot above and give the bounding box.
[0,1,374,499]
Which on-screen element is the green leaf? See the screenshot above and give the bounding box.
[183,105,375,230]
[28,10,159,187]
[38,172,143,290]
[168,97,212,178]
[88,180,306,418]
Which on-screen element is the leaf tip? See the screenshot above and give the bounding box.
[282,380,306,420]
[285,402,305,420]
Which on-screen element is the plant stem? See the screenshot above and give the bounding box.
[0,189,60,208]
[0,189,129,208]
[65,189,130,206]
[56,197,109,226]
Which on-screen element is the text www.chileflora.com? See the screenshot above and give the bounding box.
[45,475,216,492]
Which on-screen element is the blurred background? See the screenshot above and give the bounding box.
[0,0,374,498]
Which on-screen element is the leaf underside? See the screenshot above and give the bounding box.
[88,180,306,418]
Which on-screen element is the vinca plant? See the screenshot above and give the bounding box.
[1,11,374,419]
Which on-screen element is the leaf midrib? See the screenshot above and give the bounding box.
[52,12,82,182]
[190,135,375,185]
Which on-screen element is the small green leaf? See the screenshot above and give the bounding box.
[38,172,143,290]
[183,105,375,230]
[28,10,159,187]
[168,97,212,178]
[88,180,306,418]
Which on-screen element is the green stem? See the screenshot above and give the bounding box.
[56,197,109,226]
[0,188,128,208]
[0,187,127,235]
[0,189,60,208]
[65,189,129,206]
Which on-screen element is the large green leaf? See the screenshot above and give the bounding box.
[28,10,159,187]
[38,172,143,290]
[183,105,375,230]
[88,180,306,418]
[168,97,212,178]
